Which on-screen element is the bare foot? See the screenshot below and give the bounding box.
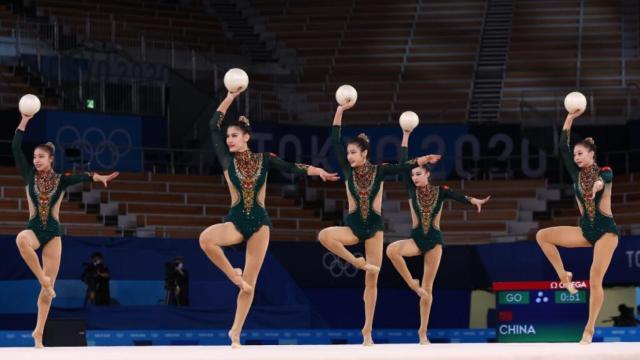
[418,328,430,344]
[354,257,367,269]
[560,271,577,295]
[228,329,241,348]
[40,276,56,299]
[362,329,374,346]
[32,331,43,348]
[362,263,380,274]
[579,328,594,345]
[410,279,428,298]
[231,268,252,293]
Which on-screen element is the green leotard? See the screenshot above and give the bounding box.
[560,129,618,244]
[400,147,472,253]
[12,130,93,246]
[211,111,311,240]
[331,125,417,242]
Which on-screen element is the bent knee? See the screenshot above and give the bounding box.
[386,243,400,258]
[535,229,547,243]
[318,228,331,243]
[199,231,213,250]
[16,231,33,249]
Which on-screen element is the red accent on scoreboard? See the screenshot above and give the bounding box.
[498,311,513,322]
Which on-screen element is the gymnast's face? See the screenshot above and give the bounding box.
[33,148,53,173]
[346,144,367,168]
[411,166,430,187]
[573,144,594,168]
[226,126,250,153]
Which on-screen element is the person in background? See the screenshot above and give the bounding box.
[81,252,111,306]
[165,256,189,306]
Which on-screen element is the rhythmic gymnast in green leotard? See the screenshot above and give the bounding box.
[536,108,619,344]
[198,89,339,348]
[386,125,489,345]
[13,113,118,348]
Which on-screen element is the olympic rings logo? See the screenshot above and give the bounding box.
[56,126,133,169]
[322,251,362,278]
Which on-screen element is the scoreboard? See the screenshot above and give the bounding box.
[493,280,589,342]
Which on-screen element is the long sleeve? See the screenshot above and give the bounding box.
[210,111,231,170]
[442,186,472,205]
[60,172,93,189]
[331,126,350,178]
[379,156,422,176]
[399,146,413,189]
[560,129,579,183]
[12,130,32,184]
[267,153,310,175]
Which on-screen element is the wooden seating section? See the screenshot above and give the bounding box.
[500,0,630,123]
[35,0,239,54]
[254,0,486,124]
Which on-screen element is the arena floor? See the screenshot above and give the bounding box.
[1,342,639,360]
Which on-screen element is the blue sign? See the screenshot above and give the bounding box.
[44,111,142,171]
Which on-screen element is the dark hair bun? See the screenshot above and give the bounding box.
[356,133,370,143]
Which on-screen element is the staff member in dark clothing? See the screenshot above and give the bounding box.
[165,256,189,306]
[81,252,111,306]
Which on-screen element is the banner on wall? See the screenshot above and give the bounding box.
[248,123,548,180]
[44,111,143,171]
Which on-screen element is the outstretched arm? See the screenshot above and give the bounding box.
[210,91,241,170]
[331,104,353,177]
[560,109,584,182]
[400,130,413,188]
[442,186,491,213]
[12,114,34,184]
[267,154,339,182]
[381,153,441,176]
[61,171,120,189]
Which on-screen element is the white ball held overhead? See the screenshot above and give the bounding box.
[18,94,41,116]
[564,91,587,113]
[399,111,419,132]
[335,85,358,106]
[223,68,249,93]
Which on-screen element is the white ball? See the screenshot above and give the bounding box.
[18,94,41,116]
[399,111,419,131]
[223,68,249,93]
[335,85,358,106]
[564,91,587,113]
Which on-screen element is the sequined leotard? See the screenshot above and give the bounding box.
[12,130,93,246]
[211,111,312,240]
[331,125,417,242]
[560,129,618,244]
[399,147,473,253]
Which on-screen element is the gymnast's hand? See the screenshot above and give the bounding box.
[227,90,243,99]
[588,180,604,200]
[319,169,340,182]
[93,172,120,187]
[424,154,441,164]
[417,154,441,166]
[471,196,491,213]
[337,99,355,112]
